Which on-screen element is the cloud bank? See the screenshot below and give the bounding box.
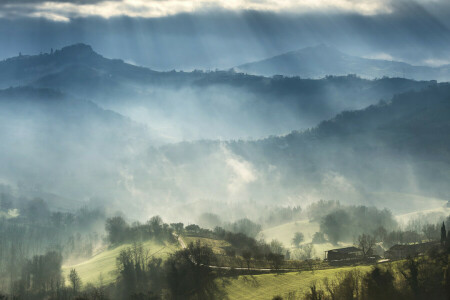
[0,0,442,21]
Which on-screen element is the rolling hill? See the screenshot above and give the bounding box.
[236,44,450,81]
[0,44,436,140]
[0,86,155,209]
[153,83,450,216]
[0,45,448,218]
[62,240,177,285]
[221,266,372,299]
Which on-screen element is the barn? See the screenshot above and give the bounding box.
[325,247,363,261]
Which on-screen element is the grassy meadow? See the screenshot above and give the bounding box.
[220,265,372,299]
[259,219,353,259]
[62,240,178,285]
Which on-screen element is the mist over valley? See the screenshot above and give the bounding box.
[2,4,450,297]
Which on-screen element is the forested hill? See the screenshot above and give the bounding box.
[0,44,438,140]
[0,86,153,208]
[0,43,158,88]
[0,45,448,215]
[158,83,450,211]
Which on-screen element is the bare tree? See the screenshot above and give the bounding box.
[422,224,438,241]
[69,268,82,294]
[358,234,376,257]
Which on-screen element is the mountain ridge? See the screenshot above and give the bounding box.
[236,44,450,81]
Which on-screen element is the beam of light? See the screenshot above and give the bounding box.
[0,0,397,21]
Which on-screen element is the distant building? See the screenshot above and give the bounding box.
[325,247,363,261]
[384,241,439,260]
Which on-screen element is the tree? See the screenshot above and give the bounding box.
[270,239,285,255]
[292,232,304,248]
[301,244,315,260]
[373,226,387,243]
[105,216,129,245]
[69,268,82,294]
[185,224,201,234]
[305,283,325,300]
[441,222,447,246]
[312,232,327,244]
[165,241,224,299]
[423,224,438,241]
[320,210,350,245]
[228,218,262,238]
[170,222,184,234]
[358,234,376,257]
[267,253,284,272]
[25,198,50,223]
[20,251,63,293]
[363,267,397,300]
[242,250,252,270]
[400,256,420,297]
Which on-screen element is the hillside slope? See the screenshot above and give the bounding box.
[62,240,177,285]
[236,44,450,81]
[153,83,450,216]
[0,44,436,140]
[0,87,155,209]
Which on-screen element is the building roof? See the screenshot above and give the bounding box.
[387,241,439,251]
[327,246,361,253]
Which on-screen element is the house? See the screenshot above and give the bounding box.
[384,241,439,260]
[325,246,363,261]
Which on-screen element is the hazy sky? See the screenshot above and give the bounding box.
[0,0,447,21]
[0,0,398,21]
[1,0,450,70]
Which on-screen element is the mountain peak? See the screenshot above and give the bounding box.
[294,44,343,56]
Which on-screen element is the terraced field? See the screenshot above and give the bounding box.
[62,240,178,285]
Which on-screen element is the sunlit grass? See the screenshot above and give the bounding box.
[220,265,372,299]
[260,219,320,246]
[259,219,353,259]
[62,240,178,285]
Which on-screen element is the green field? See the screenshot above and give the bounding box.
[62,240,178,285]
[220,265,372,299]
[260,219,320,246]
[259,220,353,259]
[61,234,382,299]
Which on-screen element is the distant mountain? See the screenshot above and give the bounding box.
[152,83,450,213]
[0,45,448,216]
[0,43,437,141]
[236,44,450,81]
[0,44,158,89]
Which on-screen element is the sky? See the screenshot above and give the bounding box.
[0,0,396,21]
[1,0,450,70]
